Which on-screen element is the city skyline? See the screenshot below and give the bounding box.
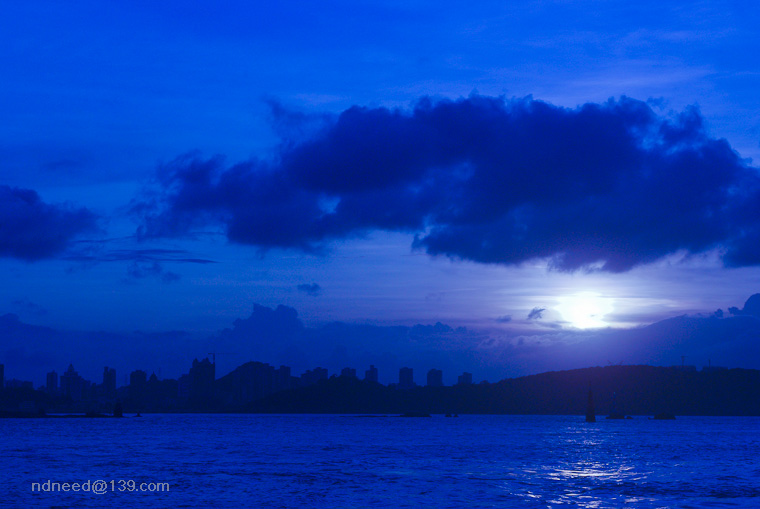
[3,358,476,393]
[0,355,485,417]
[4,345,482,390]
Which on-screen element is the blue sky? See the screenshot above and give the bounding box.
[3,1,760,384]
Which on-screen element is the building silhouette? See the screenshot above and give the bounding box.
[46,370,58,394]
[102,367,116,397]
[340,367,357,379]
[130,369,147,387]
[457,372,473,385]
[145,372,160,408]
[60,364,87,401]
[427,369,443,387]
[177,374,190,400]
[129,369,147,404]
[399,367,414,389]
[5,379,33,389]
[365,365,378,383]
[275,365,292,391]
[301,367,328,386]
[188,358,215,405]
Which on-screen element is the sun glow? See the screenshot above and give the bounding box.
[556,292,614,329]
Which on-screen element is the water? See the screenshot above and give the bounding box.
[2,414,759,508]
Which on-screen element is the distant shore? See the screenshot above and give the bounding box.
[3,365,759,417]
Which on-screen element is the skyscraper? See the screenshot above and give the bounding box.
[275,365,291,391]
[103,367,116,396]
[60,364,86,400]
[427,368,443,387]
[301,367,328,386]
[399,367,414,389]
[189,358,215,403]
[365,365,378,383]
[46,371,58,394]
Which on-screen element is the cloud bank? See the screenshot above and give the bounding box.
[0,186,97,260]
[135,95,760,272]
[6,295,760,386]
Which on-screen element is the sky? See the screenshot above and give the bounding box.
[3,0,760,385]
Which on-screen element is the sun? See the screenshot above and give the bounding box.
[556,292,614,329]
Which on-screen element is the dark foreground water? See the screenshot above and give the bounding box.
[2,414,759,508]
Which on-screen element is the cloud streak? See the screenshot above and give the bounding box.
[134,95,760,272]
[528,308,546,320]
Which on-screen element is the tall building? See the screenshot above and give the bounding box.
[399,367,414,389]
[301,367,328,386]
[129,369,147,403]
[60,364,86,400]
[427,368,443,387]
[364,365,378,383]
[103,367,116,396]
[189,358,215,403]
[130,369,147,388]
[340,367,357,379]
[46,371,58,394]
[275,365,291,391]
[177,374,190,400]
[457,372,473,385]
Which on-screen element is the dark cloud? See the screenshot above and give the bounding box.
[496,315,512,323]
[296,283,322,296]
[528,307,546,320]
[134,95,760,272]
[0,185,98,260]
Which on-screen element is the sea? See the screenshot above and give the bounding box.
[2,414,759,508]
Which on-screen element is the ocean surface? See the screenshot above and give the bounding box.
[2,414,759,508]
